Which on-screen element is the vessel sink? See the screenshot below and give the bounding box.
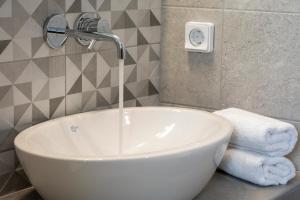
[14,107,232,200]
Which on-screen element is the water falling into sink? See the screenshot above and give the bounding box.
[118,59,125,155]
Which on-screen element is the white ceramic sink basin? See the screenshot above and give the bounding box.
[14,107,232,200]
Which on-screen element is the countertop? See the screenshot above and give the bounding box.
[2,171,300,200]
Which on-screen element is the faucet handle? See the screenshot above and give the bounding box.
[97,18,110,33]
[88,39,96,50]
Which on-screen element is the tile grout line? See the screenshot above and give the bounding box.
[160,102,300,125]
[162,5,300,15]
[219,1,225,110]
[224,8,300,15]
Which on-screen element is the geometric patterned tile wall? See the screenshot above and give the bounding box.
[0,0,161,163]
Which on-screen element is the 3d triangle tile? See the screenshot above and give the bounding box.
[12,1,30,27]
[148,80,159,95]
[13,38,32,60]
[0,27,12,40]
[125,50,136,65]
[137,45,149,63]
[98,0,110,11]
[111,0,131,11]
[15,83,32,101]
[15,62,32,84]
[31,0,48,27]
[49,77,65,98]
[112,28,137,47]
[32,38,50,58]
[136,95,159,107]
[0,86,13,108]
[34,81,49,101]
[0,129,18,151]
[66,55,82,93]
[127,0,137,10]
[82,91,96,111]
[149,63,160,90]
[68,75,82,95]
[124,64,136,83]
[68,54,82,71]
[81,0,96,12]
[0,61,29,83]
[82,53,96,69]
[136,79,148,97]
[66,93,82,115]
[0,40,11,54]
[112,11,136,29]
[83,56,97,88]
[14,103,32,126]
[128,10,151,27]
[150,10,161,26]
[82,75,96,92]
[124,82,137,97]
[137,29,148,45]
[98,87,111,103]
[66,0,81,12]
[149,46,160,61]
[33,58,50,77]
[99,49,118,67]
[15,17,43,38]
[0,71,11,87]
[33,100,49,117]
[110,67,119,87]
[48,0,65,13]
[98,70,111,88]
[13,85,31,106]
[97,90,110,107]
[0,0,12,18]
[139,26,160,44]
[97,52,111,88]
[32,101,49,124]
[0,107,13,130]
[124,85,135,101]
[50,97,65,118]
[17,0,42,15]
[110,86,119,104]
[0,41,13,62]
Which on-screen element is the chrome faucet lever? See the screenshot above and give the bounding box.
[88,39,96,49]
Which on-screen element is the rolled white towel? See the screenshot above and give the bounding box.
[214,108,298,157]
[219,149,296,186]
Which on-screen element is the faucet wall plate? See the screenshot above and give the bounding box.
[44,14,69,49]
[74,13,98,46]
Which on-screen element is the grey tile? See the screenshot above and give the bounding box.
[0,169,31,197]
[163,0,223,9]
[221,11,300,121]
[160,7,223,109]
[66,93,82,115]
[0,0,12,18]
[138,0,161,9]
[1,188,43,200]
[224,0,300,13]
[0,150,15,175]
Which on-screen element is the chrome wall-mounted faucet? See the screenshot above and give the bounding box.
[44,13,126,60]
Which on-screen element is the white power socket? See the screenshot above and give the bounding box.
[185,22,215,53]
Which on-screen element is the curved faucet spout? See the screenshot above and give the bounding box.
[67,30,126,60]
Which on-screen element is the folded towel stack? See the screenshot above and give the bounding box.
[214,108,298,186]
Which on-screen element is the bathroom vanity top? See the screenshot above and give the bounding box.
[1,171,300,200]
[195,171,300,200]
